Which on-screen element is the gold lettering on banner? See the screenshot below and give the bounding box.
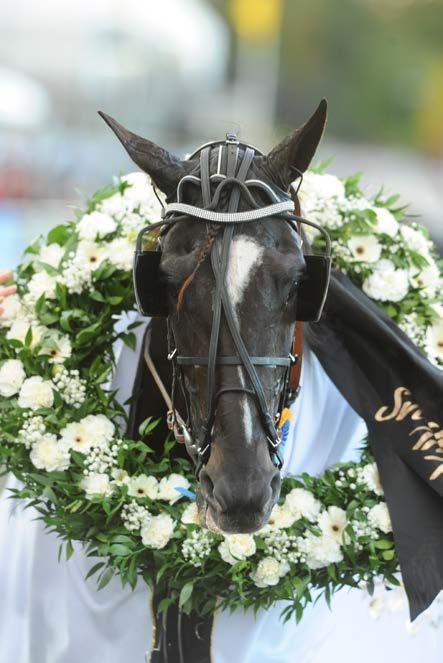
[374,387,442,482]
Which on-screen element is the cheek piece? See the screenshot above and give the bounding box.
[134,134,331,476]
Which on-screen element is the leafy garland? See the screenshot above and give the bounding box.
[0,170,441,621]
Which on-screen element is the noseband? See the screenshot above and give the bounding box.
[134,134,331,476]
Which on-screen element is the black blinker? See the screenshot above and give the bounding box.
[296,255,331,322]
[133,250,168,317]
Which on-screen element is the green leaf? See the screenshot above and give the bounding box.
[97,567,114,590]
[374,539,393,550]
[179,582,194,609]
[47,224,71,246]
[85,562,105,580]
[66,540,74,560]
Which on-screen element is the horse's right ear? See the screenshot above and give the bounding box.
[98,111,192,196]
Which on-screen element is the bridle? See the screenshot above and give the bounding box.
[134,133,331,477]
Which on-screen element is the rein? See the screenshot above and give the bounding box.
[136,133,330,476]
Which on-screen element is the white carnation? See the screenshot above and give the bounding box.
[368,503,392,534]
[18,376,54,410]
[181,502,200,525]
[38,243,64,269]
[157,473,190,504]
[27,271,58,300]
[77,211,117,240]
[348,235,382,263]
[285,488,321,522]
[250,557,289,588]
[107,237,135,272]
[318,506,347,543]
[6,320,44,348]
[81,414,115,447]
[358,462,384,496]
[81,472,113,499]
[128,474,159,499]
[223,533,256,561]
[141,513,175,549]
[299,172,345,202]
[362,259,409,302]
[301,533,344,569]
[30,433,70,472]
[0,295,25,328]
[371,207,399,238]
[0,359,26,397]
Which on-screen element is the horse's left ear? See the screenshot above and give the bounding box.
[263,98,327,190]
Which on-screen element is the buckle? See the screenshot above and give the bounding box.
[225,132,239,145]
[167,348,177,361]
[289,353,298,365]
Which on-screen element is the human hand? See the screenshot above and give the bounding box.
[0,270,17,316]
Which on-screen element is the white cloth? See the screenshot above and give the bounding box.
[0,342,441,662]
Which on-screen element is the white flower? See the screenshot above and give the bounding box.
[409,261,441,293]
[265,503,296,530]
[157,473,190,504]
[76,240,108,270]
[27,271,57,300]
[107,237,134,272]
[250,557,289,588]
[362,259,409,302]
[97,193,130,220]
[141,513,175,549]
[222,533,256,561]
[128,474,159,499]
[371,207,399,238]
[0,295,25,328]
[181,502,200,525]
[18,376,54,410]
[81,472,113,499]
[299,172,345,202]
[368,503,392,534]
[60,421,94,453]
[358,462,384,496]
[38,243,64,269]
[77,211,117,240]
[348,235,382,263]
[400,225,431,256]
[30,433,70,472]
[218,540,238,565]
[285,488,321,522]
[39,334,72,364]
[0,359,26,397]
[301,533,344,569]
[7,320,44,348]
[426,319,443,362]
[82,414,115,447]
[111,468,130,486]
[121,172,165,219]
[318,506,347,543]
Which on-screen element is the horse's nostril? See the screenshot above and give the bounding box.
[270,472,281,497]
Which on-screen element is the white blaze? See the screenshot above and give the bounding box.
[226,237,264,445]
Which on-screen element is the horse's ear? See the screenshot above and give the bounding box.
[263,98,328,190]
[98,111,192,196]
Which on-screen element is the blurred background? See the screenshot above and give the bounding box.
[1,0,442,267]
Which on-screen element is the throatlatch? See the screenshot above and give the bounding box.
[133,133,332,475]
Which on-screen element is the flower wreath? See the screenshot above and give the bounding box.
[0,169,441,621]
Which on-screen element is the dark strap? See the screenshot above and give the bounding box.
[177,356,292,367]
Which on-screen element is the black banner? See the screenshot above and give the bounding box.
[309,271,443,620]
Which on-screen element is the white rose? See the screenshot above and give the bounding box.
[358,462,384,496]
[250,557,289,588]
[7,320,44,348]
[348,235,382,263]
[141,513,175,549]
[362,260,409,302]
[0,295,24,328]
[157,473,191,504]
[39,334,72,364]
[223,533,256,560]
[318,506,347,543]
[76,241,108,270]
[107,237,135,272]
[38,243,64,269]
[285,488,321,522]
[426,319,443,362]
[368,502,392,534]
[18,376,54,410]
[81,414,115,447]
[30,433,70,472]
[0,359,26,397]
[77,211,117,240]
[301,533,343,569]
[181,502,200,525]
[27,271,57,300]
[371,207,399,238]
[128,474,159,499]
[81,472,113,499]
